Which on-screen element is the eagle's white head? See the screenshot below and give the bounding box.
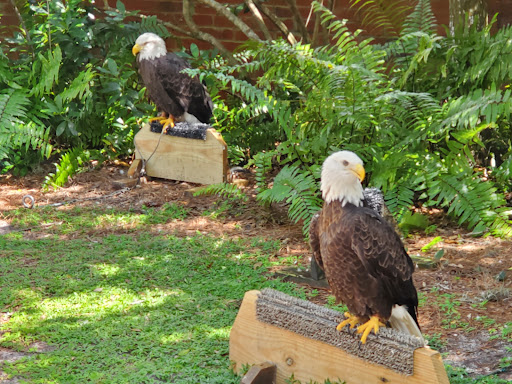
[132,33,167,60]
[321,150,366,206]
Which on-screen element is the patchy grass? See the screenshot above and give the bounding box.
[1,204,511,383]
[0,206,302,383]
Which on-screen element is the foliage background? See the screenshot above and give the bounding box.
[1,0,511,237]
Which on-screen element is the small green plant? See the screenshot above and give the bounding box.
[424,333,446,351]
[421,236,443,252]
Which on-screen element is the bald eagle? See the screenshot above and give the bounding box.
[309,187,386,280]
[132,33,213,130]
[310,151,423,344]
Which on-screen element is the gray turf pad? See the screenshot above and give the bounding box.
[256,288,425,376]
[150,121,209,140]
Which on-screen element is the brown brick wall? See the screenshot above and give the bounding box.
[1,1,511,51]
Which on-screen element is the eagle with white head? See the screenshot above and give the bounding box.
[132,33,213,130]
[309,150,424,344]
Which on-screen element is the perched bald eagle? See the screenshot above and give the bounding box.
[310,151,423,344]
[309,187,386,280]
[132,33,213,130]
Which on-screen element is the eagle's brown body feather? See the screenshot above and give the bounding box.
[137,53,213,123]
[310,201,419,325]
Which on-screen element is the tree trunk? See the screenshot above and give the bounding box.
[449,0,488,33]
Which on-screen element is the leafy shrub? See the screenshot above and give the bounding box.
[187,0,512,237]
[0,0,161,184]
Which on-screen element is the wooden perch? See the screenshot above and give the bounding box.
[230,290,450,384]
[133,123,227,185]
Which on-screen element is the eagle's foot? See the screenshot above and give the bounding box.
[161,116,175,133]
[149,116,175,133]
[336,312,361,331]
[356,315,386,344]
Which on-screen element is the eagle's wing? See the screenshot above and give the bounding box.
[322,204,418,322]
[350,208,413,282]
[157,54,213,123]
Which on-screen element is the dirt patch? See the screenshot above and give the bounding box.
[1,165,512,379]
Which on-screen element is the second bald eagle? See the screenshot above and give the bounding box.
[132,33,213,130]
[310,151,423,344]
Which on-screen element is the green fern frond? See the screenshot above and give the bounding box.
[250,151,275,191]
[0,89,30,127]
[43,147,90,189]
[193,183,248,202]
[401,0,437,35]
[257,165,322,237]
[30,45,62,97]
[126,15,172,44]
[426,170,512,236]
[57,66,95,103]
[349,0,414,37]
[440,85,512,132]
[384,184,415,220]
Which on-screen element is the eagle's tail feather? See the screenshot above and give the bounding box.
[389,305,426,346]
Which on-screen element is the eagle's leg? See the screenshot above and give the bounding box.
[356,315,386,344]
[160,115,175,133]
[149,112,167,122]
[336,312,362,331]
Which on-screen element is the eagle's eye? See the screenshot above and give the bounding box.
[342,160,349,166]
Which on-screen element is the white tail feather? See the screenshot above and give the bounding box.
[389,305,426,346]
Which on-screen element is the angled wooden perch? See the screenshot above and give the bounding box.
[230,289,449,384]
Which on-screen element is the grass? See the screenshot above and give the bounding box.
[0,205,302,383]
[1,204,510,383]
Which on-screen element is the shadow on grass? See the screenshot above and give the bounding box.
[0,231,302,383]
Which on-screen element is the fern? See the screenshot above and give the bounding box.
[250,151,274,192]
[43,147,90,190]
[257,165,322,237]
[0,89,30,127]
[417,156,511,236]
[401,0,437,35]
[56,66,95,103]
[0,90,52,161]
[384,184,416,220]
[349,0,413,37]
[30,45,62,98]
[193,183,248,202]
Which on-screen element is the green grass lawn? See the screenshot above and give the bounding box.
[0,205,509,383]
[0,206,302,383]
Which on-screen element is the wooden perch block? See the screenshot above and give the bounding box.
[134,123,227,185]
[241,362,276,384]
[127,158,143,179]
[230,290,449,384]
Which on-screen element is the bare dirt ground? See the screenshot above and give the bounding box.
[1,164,511,380]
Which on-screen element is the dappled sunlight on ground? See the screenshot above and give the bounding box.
[1,164,512,379]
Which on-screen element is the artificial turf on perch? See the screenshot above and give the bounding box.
[230,289,449,384]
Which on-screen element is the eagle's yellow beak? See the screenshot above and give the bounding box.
[132,43,141,56]
[352,163,365,182]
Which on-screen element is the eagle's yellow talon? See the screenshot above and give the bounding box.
[149,116,175,133]
[336,312,361,331]
[356,315,386,344]
[161,116,175,132]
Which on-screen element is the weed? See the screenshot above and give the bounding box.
[424,333,446,350]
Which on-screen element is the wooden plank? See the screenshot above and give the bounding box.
[241,362,277,384]
[127,158,142,179]
[134,123,227,185]
[230,290,449,384]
